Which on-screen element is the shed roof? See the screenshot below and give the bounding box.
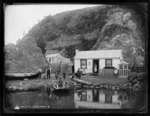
[46,53,60,58]
[74,49,122,59]
[120,60,129,64]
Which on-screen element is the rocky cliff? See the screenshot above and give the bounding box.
[5,3,147,72]
[92,5,146,65]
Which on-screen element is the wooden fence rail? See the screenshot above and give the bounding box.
[99,69,118,77]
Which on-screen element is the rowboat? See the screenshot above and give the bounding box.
[5,73,40,81]
[53,81,69,92]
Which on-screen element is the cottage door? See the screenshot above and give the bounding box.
[93,60,99,74]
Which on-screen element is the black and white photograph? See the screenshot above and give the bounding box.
[3,3,148,113]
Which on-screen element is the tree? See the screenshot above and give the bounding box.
[130,47,145,72]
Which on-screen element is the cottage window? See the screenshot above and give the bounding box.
[105,59,112,67]
[124,64,127,69]
[49,58,51,62]
[119,64,123,69]
[81,59,87,69]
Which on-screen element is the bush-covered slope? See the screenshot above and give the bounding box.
[5,4,147,72]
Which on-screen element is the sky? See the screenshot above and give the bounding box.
[5,4,100,45]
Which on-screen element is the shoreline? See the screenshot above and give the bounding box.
[5,75,128,91]
[5,76,74,91]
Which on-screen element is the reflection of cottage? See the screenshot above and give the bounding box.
[46,53,70,64]
[74,49,129,78]
[74,89,128,109]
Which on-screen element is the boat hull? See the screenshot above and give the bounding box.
[5,73,40,81]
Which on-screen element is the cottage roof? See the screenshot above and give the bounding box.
[46,53,60,58]
[74,50,122,59]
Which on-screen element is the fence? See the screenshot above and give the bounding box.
[99,69,118,77]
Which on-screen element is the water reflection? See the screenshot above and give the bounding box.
[7,86,75,109]
[74,89,129,109]
[6,86,144,110]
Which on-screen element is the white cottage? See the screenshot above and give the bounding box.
[74,49,129,78]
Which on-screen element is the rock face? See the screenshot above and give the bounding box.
[5,4,147,72]
[92,6,146,65]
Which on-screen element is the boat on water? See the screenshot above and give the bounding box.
[5,73,40,81]
[53,81,70,92]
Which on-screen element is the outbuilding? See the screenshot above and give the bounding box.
[46,53,70,64]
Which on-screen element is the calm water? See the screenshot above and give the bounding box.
[5,87,146,110]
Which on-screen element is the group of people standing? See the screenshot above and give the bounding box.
[37,65,66,80]
[37,64,82,79]
[37,66,52,79]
